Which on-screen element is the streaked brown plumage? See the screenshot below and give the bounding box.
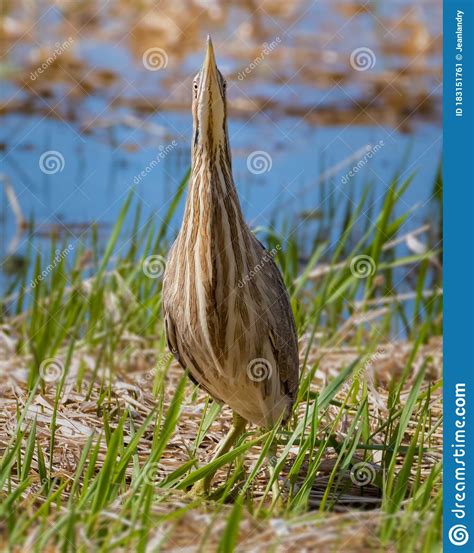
[162,37,298,461]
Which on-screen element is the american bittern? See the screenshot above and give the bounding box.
[162,36,299,494]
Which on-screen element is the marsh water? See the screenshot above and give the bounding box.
[1,0,442,289]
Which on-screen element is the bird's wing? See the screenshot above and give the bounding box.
[254,239,300,403]
[164,309,202,389]
[164,307,224,401]
[164,310,184,368]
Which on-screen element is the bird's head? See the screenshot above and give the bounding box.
[192,36,229,154]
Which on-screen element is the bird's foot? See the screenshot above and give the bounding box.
[186,478,211,499]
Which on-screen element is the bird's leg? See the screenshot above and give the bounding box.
[190,412,247,496]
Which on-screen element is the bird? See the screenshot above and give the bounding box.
[162,36,299,495]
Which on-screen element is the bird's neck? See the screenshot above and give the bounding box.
[178,139,249,270]
[176,139,259,296]
[188,139,241,219]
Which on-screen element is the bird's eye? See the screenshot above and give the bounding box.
[193,82,198,91]
[223,81,227,90]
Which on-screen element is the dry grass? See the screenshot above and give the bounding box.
[0,323,442,551]
[0,171,443,551]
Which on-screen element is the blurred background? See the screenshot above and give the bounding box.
[0,4,444,548]
[1,0,442,290]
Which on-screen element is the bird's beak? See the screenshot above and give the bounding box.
[201,35,219,94]
[194,35,226,150]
